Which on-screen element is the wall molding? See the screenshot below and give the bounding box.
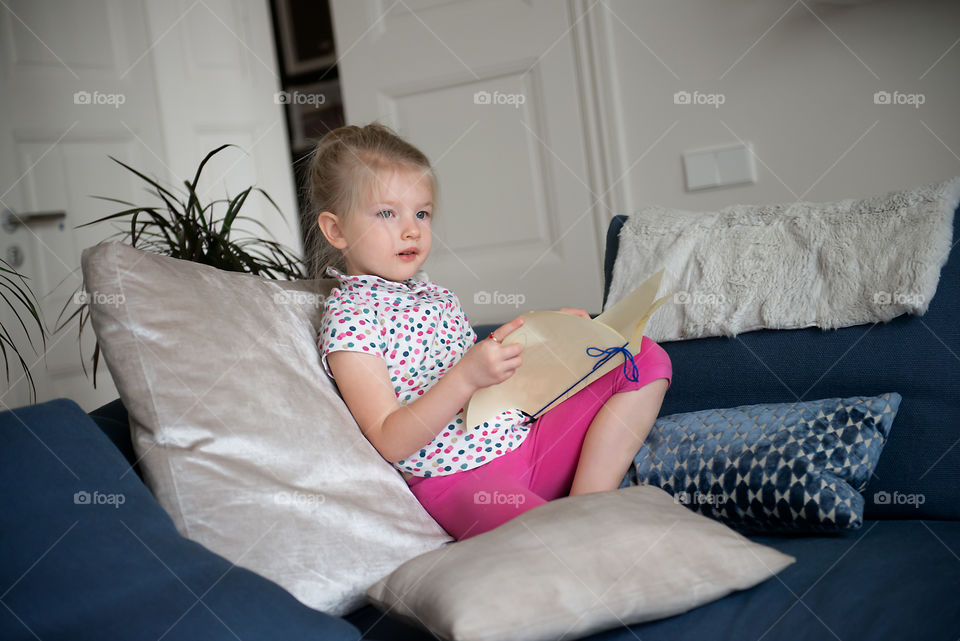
[569,0,628,284]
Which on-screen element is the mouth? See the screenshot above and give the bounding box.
[397,248,418,256]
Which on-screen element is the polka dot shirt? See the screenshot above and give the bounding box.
[317,266,532,478]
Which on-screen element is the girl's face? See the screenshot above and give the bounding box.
[333,165,433,282]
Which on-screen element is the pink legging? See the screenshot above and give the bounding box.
[406,336,672,541]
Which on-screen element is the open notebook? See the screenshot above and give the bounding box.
[464,269,673,431]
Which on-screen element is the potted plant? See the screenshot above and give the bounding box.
[56,144,308,385]
[0,258,48,403]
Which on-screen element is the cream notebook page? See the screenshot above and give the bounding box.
[464,270,672,430]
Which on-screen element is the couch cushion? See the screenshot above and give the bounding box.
[604,204,960,521]
[0,399,360,641]
[351,519,960,641]
[600,519,960,641]
[620,393,901,532]
[80,241,452,617]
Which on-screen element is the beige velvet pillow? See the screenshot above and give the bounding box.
[81,241,452,616]
[367,485,795,641]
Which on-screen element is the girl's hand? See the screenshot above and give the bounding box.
[457,316,525,390]
[557,307,591,319]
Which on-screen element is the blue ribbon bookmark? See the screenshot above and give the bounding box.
[528,341,639,420]
[586,343,639,383]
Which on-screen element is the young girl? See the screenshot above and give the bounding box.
[308,123,672,541]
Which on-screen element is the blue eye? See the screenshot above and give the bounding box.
[377,210,393,218]
[417,211,431,220]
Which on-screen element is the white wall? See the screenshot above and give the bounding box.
[590,0,960,213]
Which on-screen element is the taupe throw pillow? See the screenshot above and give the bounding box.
[367,485,795,641]
[81,241,452,616]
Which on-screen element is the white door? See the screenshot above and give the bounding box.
[329,0,605,325]
[0,0,298,411]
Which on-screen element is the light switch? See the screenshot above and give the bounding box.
[716,144,756,185]
[683,142,757,191]
[682,151,719,190]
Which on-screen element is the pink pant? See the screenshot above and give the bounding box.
[406,336,672,540]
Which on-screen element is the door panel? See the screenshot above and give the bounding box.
[0,0,297,410]
[0,0,166,410]
[330,0,604,324]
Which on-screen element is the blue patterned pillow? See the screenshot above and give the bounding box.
[619,393,902,532]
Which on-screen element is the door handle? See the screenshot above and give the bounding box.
[2,209,67,232]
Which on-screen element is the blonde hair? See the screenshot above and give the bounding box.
[302,123,436,279]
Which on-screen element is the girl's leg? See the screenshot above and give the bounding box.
[407,444,547,541]
[407,337,671,538]
[568,377,669,495]
[525,336,672,500]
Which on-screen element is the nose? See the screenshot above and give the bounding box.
[402,216,420,239]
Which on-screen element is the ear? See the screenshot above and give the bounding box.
[317,211,348,250]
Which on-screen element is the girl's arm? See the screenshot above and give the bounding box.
[327,316,526,463]
[326,349,476,462]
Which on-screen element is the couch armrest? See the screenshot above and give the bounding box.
[1,399,361,641]
[88,397,138,473]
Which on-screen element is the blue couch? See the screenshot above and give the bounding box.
[3,210,959,641]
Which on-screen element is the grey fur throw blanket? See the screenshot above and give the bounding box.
[605,177,960,342]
